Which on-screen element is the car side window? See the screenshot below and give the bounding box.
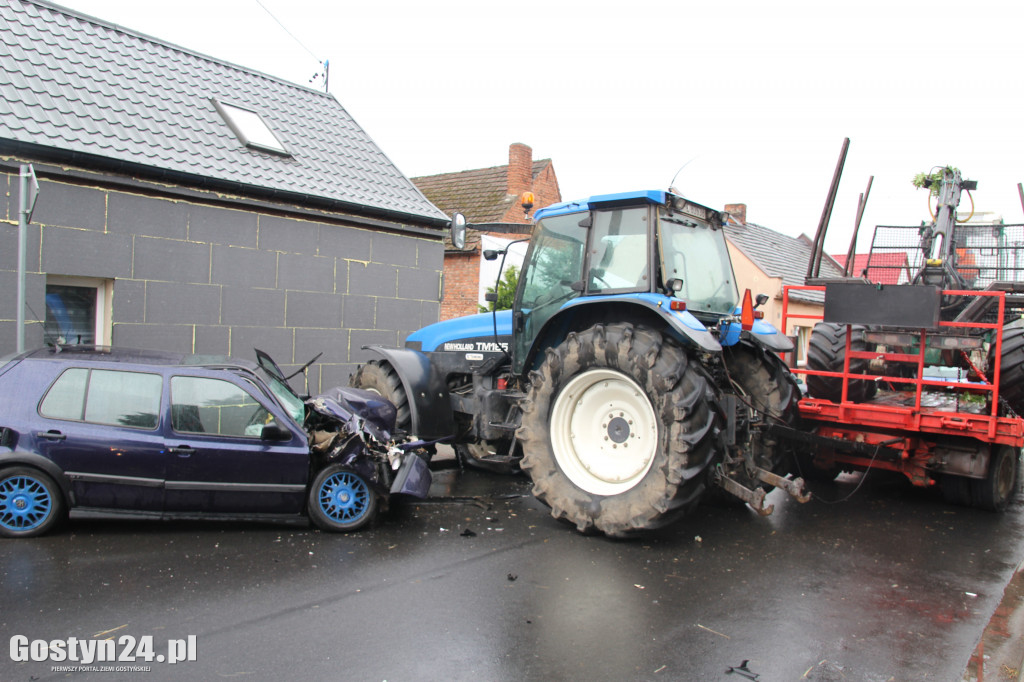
[39,368,162,429]
[170,376,270,438]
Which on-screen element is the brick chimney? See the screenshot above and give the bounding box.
[724,203,747,224]
[507,143,533,196]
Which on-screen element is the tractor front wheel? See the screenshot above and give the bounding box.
[518,323,719,537]
[352,361,410,430]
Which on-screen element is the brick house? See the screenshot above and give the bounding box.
[722,203,845,364]
[412,143,560,319]
[0,0,449,392]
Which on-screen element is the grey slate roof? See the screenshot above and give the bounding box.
[0,0,447,225]
[724,219,843,303]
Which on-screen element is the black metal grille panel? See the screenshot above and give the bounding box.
[866,224,1024,287]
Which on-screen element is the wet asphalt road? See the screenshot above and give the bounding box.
[2,465,1023,682]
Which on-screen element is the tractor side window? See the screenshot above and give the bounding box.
[514,213,588,373]
[588,207,649,292]
[518,214,587,310]
[659,213,739,314]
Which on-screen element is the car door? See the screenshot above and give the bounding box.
[35,367,166,512]
[162,373,309,515]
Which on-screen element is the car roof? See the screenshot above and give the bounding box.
[20,346,259,372]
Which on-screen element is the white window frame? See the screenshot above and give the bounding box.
[45,275,113,346]
[212,99,290,156]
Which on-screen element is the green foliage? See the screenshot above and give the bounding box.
[480,265,520,313]
[912,166,960,196]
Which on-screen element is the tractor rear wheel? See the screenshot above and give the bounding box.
[518,323,719,537]
[807,322,877,402]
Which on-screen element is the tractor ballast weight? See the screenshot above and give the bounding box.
[354,189,808,536]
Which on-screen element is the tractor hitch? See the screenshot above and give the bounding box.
[713,466,811,516]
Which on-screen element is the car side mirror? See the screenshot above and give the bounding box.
[261,422,291,441]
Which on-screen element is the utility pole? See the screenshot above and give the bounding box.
[17,164,39,353]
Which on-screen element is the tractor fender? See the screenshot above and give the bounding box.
[363,346,456,439]
[560,294,723,352]
[521,295,722,375]
[720,318,795,354]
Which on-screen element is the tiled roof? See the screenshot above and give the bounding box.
[725,219,844,303]
[832,252,911,284]
[413,160,550,223]
[0,0,447,224]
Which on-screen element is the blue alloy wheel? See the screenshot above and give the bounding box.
[0,468,64,538]
[308,466,378,532]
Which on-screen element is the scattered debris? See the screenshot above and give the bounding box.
[460,528,476,537]
[696,624,730,639]
[507,573,518,582]
[725,659,759,680]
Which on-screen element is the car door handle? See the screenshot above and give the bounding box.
[35,430,66,441]
[169,446,195,457]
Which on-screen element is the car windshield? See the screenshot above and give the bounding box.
[254,350,305,424]
[658,210,738,315]
[259,370,305,424]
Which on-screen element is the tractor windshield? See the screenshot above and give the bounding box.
[658,210,738,315]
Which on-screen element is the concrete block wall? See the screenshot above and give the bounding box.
[0,170,443,393]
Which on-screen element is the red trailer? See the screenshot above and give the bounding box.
[783,284,1022,510]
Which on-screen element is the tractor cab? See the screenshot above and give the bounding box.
[510,190,745,374]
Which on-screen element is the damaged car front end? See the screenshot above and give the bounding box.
[304,386,435,531]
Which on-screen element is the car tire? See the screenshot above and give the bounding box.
[308,465,378,532]
[0,467,65,538]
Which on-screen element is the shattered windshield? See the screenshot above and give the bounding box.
[254,350,305,423]
[658,210,738,315]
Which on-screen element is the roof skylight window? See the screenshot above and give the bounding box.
[213,100,289,156]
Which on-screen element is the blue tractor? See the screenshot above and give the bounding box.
[352,190,809,536]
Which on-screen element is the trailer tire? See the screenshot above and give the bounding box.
[971,445,1019,512]
[724,341,800,476]
[807,322,877,402]
[352,360,410,430]
[990,325,1024,416]
[518,323,719,537]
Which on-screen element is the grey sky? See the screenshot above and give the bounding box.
[54,0,1024,254]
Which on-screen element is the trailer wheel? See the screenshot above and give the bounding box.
[971,445,1019,512]
[518,323,719,537]
[990,325,1024,416]
[807,322,877,402]
[723,341,800,476]
[352,361,410,429]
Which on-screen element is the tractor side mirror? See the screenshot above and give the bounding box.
[483,249,500,261]
[450,213,467,250]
